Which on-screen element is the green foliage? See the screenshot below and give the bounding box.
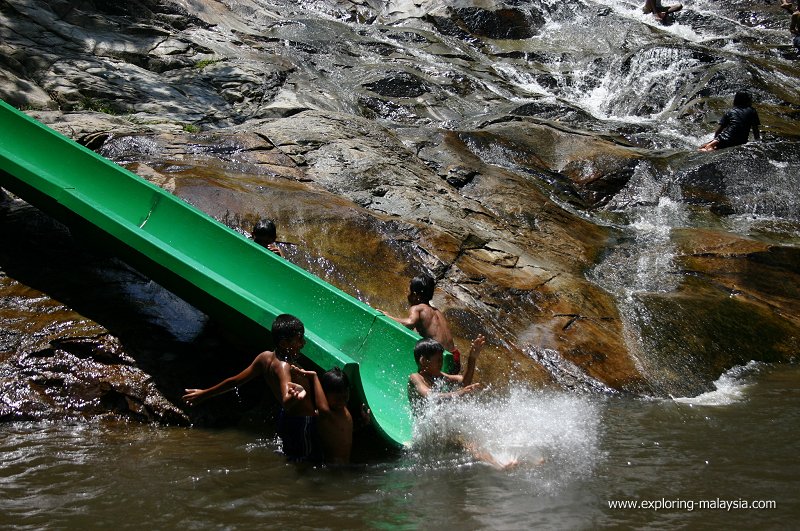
[80,97,118,115]
[194,58,224,69]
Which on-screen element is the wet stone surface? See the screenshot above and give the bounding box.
[1,0,799,425]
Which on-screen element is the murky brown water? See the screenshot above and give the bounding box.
[2,363,798,529]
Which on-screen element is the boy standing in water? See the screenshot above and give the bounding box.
[643,0,682,24]
[183,314,319,462]
[383,274,463,374]
[783,1,800,51]
[699,91,761,152]
[292,366,355,464]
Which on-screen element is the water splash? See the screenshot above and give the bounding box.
[724,155,800,221]
[670,361,762,406]
[99,136,160,165]
[408,386,601,488]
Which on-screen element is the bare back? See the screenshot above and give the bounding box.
[412,303,456,352]
[317,408,353,464]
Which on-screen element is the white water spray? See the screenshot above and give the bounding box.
[671,361,762,406]
[409,386,601,487]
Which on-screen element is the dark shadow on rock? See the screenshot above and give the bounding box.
[0,199,266,426]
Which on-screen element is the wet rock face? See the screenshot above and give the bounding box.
[0,204,188,423]
[364,71,431,98]
[1,0,799,418]
[1,334,186,424]
[428,6,545,39]
[0,201,250,424]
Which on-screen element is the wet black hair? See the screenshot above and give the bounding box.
[321,367,350,395]
[253,219,277,242]
[409,273,435,302]
[272,314,304,344]
[414,337,444,366]
[733,91,752,108]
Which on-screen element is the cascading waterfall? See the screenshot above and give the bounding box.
[588,163,689,395]
[720,151,800,221]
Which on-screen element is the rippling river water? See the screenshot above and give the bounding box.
[2,363,798,529]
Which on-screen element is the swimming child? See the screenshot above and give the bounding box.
[643,0,682,24]
[292,366,355,464]
[383,274,463,374]
[183,314,319,462]
[252,218,284,257]
[699,91,761,152]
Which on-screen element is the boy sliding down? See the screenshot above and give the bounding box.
[408,335,485,406]
[643,0,682,24]
[408,335,518,470]
[383,274,463,374]
[699,91,760,152]
[183,314,320,462]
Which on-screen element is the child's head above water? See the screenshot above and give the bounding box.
[408,273,435,304]
[414,337,444,371]
[321,367,350,408]
[272,314,304,353]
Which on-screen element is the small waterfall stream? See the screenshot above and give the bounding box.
[588,163,689,394]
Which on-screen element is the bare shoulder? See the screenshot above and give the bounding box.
[411,303,432,314]
[417,303,439,321]
[254,350,279,371]
[254,350,275,362]
[409,372,429,389]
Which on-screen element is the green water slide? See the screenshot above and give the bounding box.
[0,99,421,447]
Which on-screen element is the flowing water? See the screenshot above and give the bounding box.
[2,0,800,527]
[2,364,798,528]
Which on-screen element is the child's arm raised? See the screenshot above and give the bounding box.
[461,335,485,387]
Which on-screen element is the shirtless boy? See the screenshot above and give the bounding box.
[383,274,463,374]
[408,335,517,470]
[643,0,682,24]
[408,335,485,407]
[293,366,354,464]
[183,314,319,461]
